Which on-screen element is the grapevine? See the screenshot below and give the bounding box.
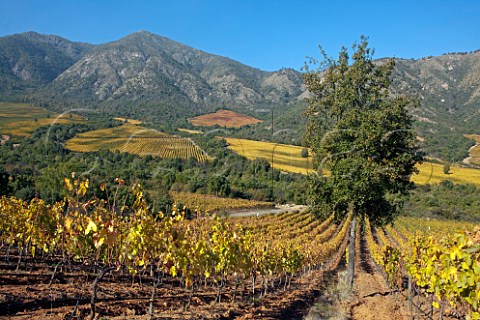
[0,178,352,318]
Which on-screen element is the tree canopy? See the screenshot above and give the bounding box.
[303,36,423,225]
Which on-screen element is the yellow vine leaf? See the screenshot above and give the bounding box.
[64,178,73,191]
[85,219,97,235]
[94,237,105,249]
[65,217,73,232]
[170,265,177,277]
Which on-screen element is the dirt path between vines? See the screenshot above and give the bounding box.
[350,234,409,320]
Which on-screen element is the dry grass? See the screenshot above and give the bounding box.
[397,216,478,235]
[177,128,203,134]
[114,117,143,125]
[0,102,84,136]
[66,123,211,161]
[224,137,313,174]
[189,109,262,128]
[304,271,351,320]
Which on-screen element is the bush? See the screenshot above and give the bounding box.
[300,147,309,158]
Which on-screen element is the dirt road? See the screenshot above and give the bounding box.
[350,232,409,320]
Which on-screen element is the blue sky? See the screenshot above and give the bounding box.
[0,0,479,71]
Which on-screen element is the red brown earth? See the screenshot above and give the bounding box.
[0,242,346,320]
[189,110,262,128]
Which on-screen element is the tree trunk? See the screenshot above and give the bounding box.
[48,260,64,288]
[90,266,114,320]
[149,267,159,316]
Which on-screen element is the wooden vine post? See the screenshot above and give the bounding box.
[347,216,356,287]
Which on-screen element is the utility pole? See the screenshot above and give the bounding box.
[271,107,274,138]
[271,144,279,200]
[348,216,356,287]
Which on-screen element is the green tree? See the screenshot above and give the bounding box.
[443,162,451,175]
[303,36,423,225]
[0,166,11,195]
[207,173,231,197]
[300,147,309,158]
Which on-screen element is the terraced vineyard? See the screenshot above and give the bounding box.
[65,123,211,161]
[170,191,273,213]
[0,102,84,137]
[189,109,263,128]
[224,137,313,174]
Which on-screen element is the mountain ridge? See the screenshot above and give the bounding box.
[0,31,93,88]
[0,31,479,160]
[45,30,304,116]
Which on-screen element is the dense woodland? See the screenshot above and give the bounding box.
[405,181,480,221]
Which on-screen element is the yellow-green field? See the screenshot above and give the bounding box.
[224,137,313,174]
[225,137,480,186]
[66,123,211,161]
[412,161,480,186]
[177,128,203,135]
[396,216,478,235]
[114,117,143,125]
[0,102,84,136]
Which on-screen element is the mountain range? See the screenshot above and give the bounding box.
[0,31,479,160]
[0,31,303,119]
[392,52,480,160]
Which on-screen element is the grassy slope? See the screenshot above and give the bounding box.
[224,137,313,174]
[0,102,84,137]
[113,117,142,125]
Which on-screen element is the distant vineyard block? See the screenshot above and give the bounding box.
[189,109,262,128]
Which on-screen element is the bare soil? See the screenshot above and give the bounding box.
[349,232,409,320]
[189,110,262,128]
[0,237,347,320]
[4,221,419,320]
